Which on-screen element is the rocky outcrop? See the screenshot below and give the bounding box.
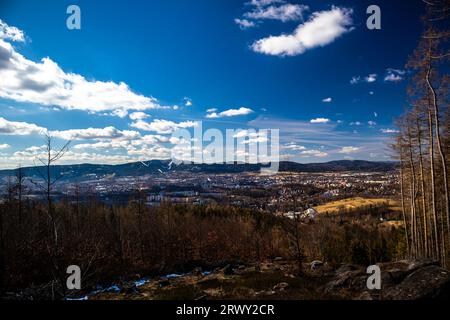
[323,259,450,300]
[10,259,447,300]
[383,265,450,299]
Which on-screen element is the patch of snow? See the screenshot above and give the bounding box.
[104,285,121,293]
[134,279,150,287]
[165,273,183,279]
[66,296,88,301]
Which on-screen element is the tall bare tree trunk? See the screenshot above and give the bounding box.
[415,113,429,256]
[408,127,419,257]
[400,149,410,256]
[0,205,5,295]
[428,106,440,260]
[426,39,450,252]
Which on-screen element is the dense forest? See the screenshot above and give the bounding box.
[0,184,403,299]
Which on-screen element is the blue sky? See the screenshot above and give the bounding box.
[0,0,424,168]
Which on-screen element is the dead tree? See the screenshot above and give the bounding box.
[15,165,26,225]
[414,109,430,256]
[425,35,450,249]
[34,133,70,247]
[397,137,410,256]
[0,200,5,295]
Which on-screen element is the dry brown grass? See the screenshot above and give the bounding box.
[314,197,400,214]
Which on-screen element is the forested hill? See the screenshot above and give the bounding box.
[0,160,397,182]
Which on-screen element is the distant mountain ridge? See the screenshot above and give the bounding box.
[0,160,398,183]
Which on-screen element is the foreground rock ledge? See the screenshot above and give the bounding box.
[325,259,450,300]
[5,259,450,300]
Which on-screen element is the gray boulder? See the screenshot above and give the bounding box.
[383,265,450,300]
[323,259,450,300]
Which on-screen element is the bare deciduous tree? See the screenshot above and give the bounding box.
[33,133,70,247]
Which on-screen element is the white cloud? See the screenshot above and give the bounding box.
[380,128,399,134]
[206,108,218,113]
[109,109,129,118]
[184,97,193,106]
[244,136,268,144]
[385,74,402,82]
[10,149,136,166]
[247,0,285,7]
[233,130,268,144]
[310,118,330,124]
[0,117,152,145]
[350,121,362,126]
[338,146,360,154]
[249,117,389,162]
[0,19,25,42]
[74,141,130,150]
[251,7,353,56]
[234,18,256,29]
[73,133,171,151]
[365,73,377,83]
[244,4,309,22]
[0,117,47,135]
[233,129,257,138]
[206,107,254,118]
[140,134,170,144]
[0,143,10,150]
[384,68,405,82]
[51,126,141,141]
[300,149,328,158]
[126,145,171,159]
[25,145,46,153]
[130,119,198,134]
[6,133,174,167]
[0,36,170,116]
[220,107,254,117]
[168,136,190,145]
[388,68,405,74]
[322,97,332,103]
[129,112,149,121]
[350,76,360,84]
[368,121,377,127]
[284,142,306,151]
[351,74,377,84]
